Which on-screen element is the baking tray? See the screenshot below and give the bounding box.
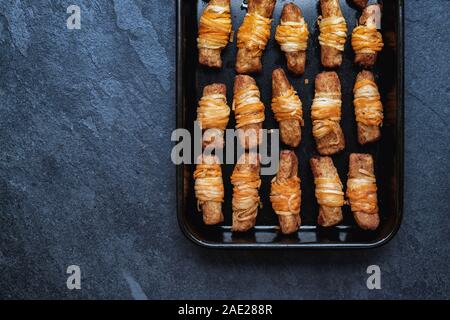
[176,0,403,249]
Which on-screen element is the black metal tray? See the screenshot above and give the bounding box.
[176,0,403,249]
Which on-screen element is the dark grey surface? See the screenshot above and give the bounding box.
[0,0,448,299]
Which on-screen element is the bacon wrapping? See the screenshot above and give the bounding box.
[270,150,301,234]
[353,71,383,144]
[233,75,265,149]
[275,3,309,75]
[231,152,261,232]
[193,155,225,225]
[318,0,347,68]
[310,156,344,227]
[351,4,384,68]
[197,0,232,68]
[235,0,276,74]
[271,68,304,147]
[346,153,380,230]
[197,83,231,149]
[311,71,345,155]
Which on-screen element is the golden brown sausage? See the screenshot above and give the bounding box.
[353,71,383,144]
[318,0,347,69]
[270,150,301,234]
[193,155,224,225]
[233,75,265,149]
[231,152,261,232]
[311,71,345,155]
[275,3,309,75]
[197,83,231,149]
[346,153,380,230]
[197,0,232,68]
[235,0,276,74]
[271,68,303,147]
[352,4,384,68]
[310,156,344,227]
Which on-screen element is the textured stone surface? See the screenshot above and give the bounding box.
[0,0,449,299]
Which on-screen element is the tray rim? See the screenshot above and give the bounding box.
[175,0,404,250]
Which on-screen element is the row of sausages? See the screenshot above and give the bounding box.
[197,0,383,74]
[195,151,379,234]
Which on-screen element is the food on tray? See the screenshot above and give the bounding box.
[231,152,261,232]
[318,0,348,68]
[353,70,384,144]
[233,75,265,149]
[346,153,380,230]
[197,83,231,148]
[193,155,225,225]
[197,0,233,68]
[271,68,304,147]
[352,0,368,10]
[351,4,384,68]
[270,150,302,234]
[310,156,344,227]
[311,71,345,155]
[275,3,309,75]
[235,0,276,74]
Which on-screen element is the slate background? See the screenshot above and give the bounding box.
[0,0,449,299]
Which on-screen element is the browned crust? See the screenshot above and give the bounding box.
[198,0,231,68]
[233,75,263,149]
[353,0,368,10]
[201,83,227,149]
[354,4,382,68]
[279,3,307,75]
[310,156,343,227]
[354,71,381,144]
[272,68,302,147]
[232,152,261,232]
[273,150,301,234]
[313,72,345,155]
[235,0,276,74]
[320,0,345,68]
[203,83,226,96]
[348,153,380,230]
[197,155,224,225]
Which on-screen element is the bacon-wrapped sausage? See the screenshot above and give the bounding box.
[193,155,225,225]
[346,153,380,230]
[318,0,348,69]
[311,71,345,155]
[197,0,232,68]
[235,0,276,74]
[270,150,301,234]
[271,68,304,147]
[231,152,261,232]
[275,3,309,75]
[310,156,344,227]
